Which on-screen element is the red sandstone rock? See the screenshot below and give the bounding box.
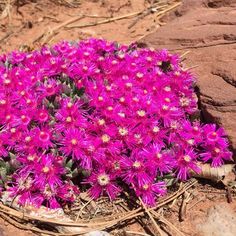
[140,0,236,156]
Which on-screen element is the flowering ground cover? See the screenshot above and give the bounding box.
[0,38,232,209]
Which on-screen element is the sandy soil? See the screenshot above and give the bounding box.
[0,0,168,53]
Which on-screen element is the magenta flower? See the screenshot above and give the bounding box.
[0,39,232,209]
[175,148,201,180]
[120,153,152,187]
[33,127,53,149]
[34,154,64,189]
[203,124,226,144]
[86,170,121,200]
[200,144,233,167]
[136,181,167,206]
[142,144,175,176]
[59,128,88,160]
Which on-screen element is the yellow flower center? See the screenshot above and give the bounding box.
[25,136,32,142]
[214,148,220,154]
[10,128,16,133]
[119,97,125,103]
[137,110,146,117]
[4,79,11,85]
[26,99,31,104]
[153,126,160,133]
[180,97,190,107]
[133,161,141,168]
[119,127,128,136]
[20,91,26,96]
[107,106,113,111]
[118,112,125,118]
[143,184,149,190]
[83,66,88,71]
[66,116,72,123]
[84,52,90,56]
[106,86,112,91]
[162,105,169,111]
[67,102,73,108]
[136,72,143,79]
[101,134,110,143]
[98,119,105,126]
[125,82,132,88]
[0,100,6,105]
[164,86,171,92]
[42,166,50,173]
[212,132,217,137]
[164,98,171,103]
[98,174,110,186]
[156,153,162,159]
[187,139,194,145]
[132,97,139,102]
[6,115,11,120]
[50,59,56,65]
[98,96,103,101]
[27,155,35,161]
[183,155,191,162]
[71,139,78,145]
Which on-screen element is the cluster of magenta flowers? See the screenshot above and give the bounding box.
[0,38,233,208]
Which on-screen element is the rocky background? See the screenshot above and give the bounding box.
[140,0,236,156]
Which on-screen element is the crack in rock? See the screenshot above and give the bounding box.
[211,71,236,87]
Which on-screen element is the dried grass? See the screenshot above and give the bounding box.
[0,179,198,236]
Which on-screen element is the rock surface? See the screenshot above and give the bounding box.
[196,203,236,236]
[140,0,236,156]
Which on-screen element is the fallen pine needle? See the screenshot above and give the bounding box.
[180,50,191,58]
[66,11,144,29]
[66,1,182,30]
[138,196,164,236]
[33,15,85,44]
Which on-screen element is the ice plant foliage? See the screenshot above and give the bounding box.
[0,39,233,208]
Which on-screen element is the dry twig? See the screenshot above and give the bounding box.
[154,213,186,236]
[128,4,167,29]
[0,180,198,235]
[66,1,181,30]
[33,15,85,44]
[138,196,164,236]
[179,192,191,221]
[66,11,145,29]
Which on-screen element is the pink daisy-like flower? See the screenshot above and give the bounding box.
[33,127,53,149]
[86,169,121,200]
[59,128,88,160]
[34,154,64,189]
[175,148,201,180]
[36,109,50,123]
[120,152,152,187]
[203,124,226,144]
[136,181,167,206]
[200,144,233,167]
[142,143,175,176]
